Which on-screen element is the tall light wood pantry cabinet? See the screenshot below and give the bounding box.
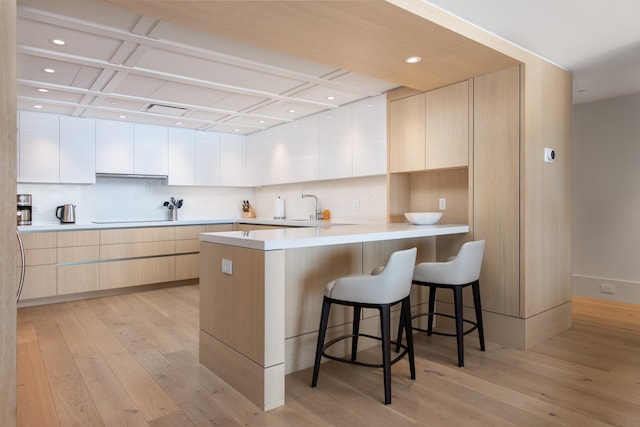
[387,64,572,350]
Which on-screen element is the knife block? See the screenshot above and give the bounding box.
[242,205,256,218]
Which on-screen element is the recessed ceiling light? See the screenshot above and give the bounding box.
[234,128,241,132]
[327,96,335,100]
[33,105,43,109]
[288,109,296,113]
[43,68,55,73]
[175,122,183,125]
[50,39,66,46]
[118,115,126,119]
[404,56,422,64]
[258,120,265,123]
[37,88,48,93]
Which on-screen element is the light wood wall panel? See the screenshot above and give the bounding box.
[473,66,521,317]
[521,60,573,318]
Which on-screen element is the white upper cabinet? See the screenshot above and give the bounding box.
[246,126,284,186]
[352,94,387,177]
[195,131,220,186]
[59,115,96,183]
[96,121,169,176]
[133,124,168,176]
[244,94,386,186]
[283,115,318,183]
[219,133,244,186]
[168,127,196,185]
[318,107,352,180]
[18,111,60,183]
[95,119,134,174]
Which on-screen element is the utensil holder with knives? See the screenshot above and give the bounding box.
[241,200,256,218]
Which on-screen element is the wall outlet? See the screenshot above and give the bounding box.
[600,283,616,294]
[222,258,233,275]
[351,199,360,211]
[439,198,446,210]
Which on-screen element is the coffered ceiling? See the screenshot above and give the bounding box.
[17,0,400,134]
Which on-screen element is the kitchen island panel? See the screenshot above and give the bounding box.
[200,243,285,411]
[284,243,362,338]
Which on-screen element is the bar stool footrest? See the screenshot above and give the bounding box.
[411,311,478,337]
[322,333,409,368]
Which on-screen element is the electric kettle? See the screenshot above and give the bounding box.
[56,204,76,224]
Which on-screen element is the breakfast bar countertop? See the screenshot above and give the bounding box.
[199,223,470,251]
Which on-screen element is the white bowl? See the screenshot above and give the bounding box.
[404,212,443,225]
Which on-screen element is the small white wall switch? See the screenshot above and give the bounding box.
[600,283,616,294]
[351,200,360,211]
[222,258,233,275]
[439,198,446,210]
[544,148,556,163]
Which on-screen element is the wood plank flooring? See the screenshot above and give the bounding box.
[17,287,640,426]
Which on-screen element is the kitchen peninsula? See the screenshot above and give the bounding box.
[198,223,469,410]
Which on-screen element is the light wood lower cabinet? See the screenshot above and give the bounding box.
[100,257,176,290]
[17,232,57,300]
[19,223,234,303]
[57,230,100,295]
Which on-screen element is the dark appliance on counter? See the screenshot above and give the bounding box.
[17,194,32,226]
[56,204,76,224]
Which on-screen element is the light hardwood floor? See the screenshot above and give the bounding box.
[17,286,640,426]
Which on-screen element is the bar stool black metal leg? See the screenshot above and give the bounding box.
[351,306,361,361]
[472,280,485,351]
[402,296,416,379]
[394,306,404,353]
[312,297,331,387]
[453,287,465,367]
[380,305,392,404]
[427,286,437,335]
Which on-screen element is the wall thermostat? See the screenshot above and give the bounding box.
[544,148,555,163]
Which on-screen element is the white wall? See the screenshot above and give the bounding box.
[252,175,387,223]
[573,92,640,303]
[17,175,387,224]
[17,178,253,224]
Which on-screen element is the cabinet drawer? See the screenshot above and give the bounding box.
[18,264,57,299]
[57,230,100,247]
[176,253,199,280]
[100,227,176,245]
[20,232,57,249]
[176,239,199,253]
[175,225,208,240]
[20,248,56,267]
[100,257,175,289]
[100,241,175,260]
[58,246,100,263]
[58,264,99,295]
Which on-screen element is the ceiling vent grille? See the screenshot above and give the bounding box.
[145,103,188,117]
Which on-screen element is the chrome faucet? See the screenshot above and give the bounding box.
[302,193,322,222]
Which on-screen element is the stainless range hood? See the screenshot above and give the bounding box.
[96,173,168,179]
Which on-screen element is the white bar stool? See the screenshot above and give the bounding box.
[398,240,485,367]
[311,247,417,404]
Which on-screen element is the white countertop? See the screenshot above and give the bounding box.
[199,223,470,250]
[16,217,351,233]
